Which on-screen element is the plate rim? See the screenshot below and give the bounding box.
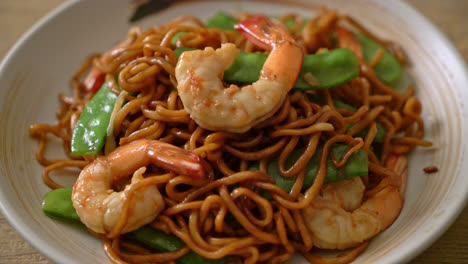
[0,0,468,264]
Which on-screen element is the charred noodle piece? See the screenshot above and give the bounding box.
[175,47,360,90]
[355,33,402,84]
[42,188,225,264]
[250,144,368,193]
[71,82,117,155]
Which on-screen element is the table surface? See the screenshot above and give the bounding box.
[1,0,467,263]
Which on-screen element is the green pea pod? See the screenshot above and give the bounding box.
[223,52,266,84]
[355,33,402,84]
[125,228,225,264]
[125,227,185,252]
[206,11,239,31]
[71,83,117,155]
[175,47,360,90]
[42,188,80,221]
[294,48,360,90]
[250,144,368,193]
[42,188,224,264]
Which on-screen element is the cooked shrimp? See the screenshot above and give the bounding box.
[175,16,303,133]
[302,154,407,249]
[320,177,365,212]
[72,139,204,234]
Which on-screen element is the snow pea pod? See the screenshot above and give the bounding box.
[42,188,225,264]
[206,11,239,31]
[249,144,368,193]
[355,33,402,84]
[294,48,360,89]
[71,82,117,156]
[125,227,225,264]
[42,188,80,221]
[175,47,360,90]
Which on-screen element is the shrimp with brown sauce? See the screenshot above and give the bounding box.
[302,154,407,249]
[72,139,204,235]
[175,16,303,133]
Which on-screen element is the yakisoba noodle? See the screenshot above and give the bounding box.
[30,8,431,264]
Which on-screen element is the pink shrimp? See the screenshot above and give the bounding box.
[174,16,303,133]
[72,139,204,234]
[302,154,407,249]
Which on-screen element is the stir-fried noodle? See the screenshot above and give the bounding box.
[30,8,431,264]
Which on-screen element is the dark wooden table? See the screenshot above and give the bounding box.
[1,0,467,263]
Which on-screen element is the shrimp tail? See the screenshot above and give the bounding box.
[149,142,205,178]
[235,16,294,49]
[385,154,408,199]
[104,139,205,179]
[235,15,303,87]
[361,186,403,230]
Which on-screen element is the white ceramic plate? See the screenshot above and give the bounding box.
[1,0,468,263]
